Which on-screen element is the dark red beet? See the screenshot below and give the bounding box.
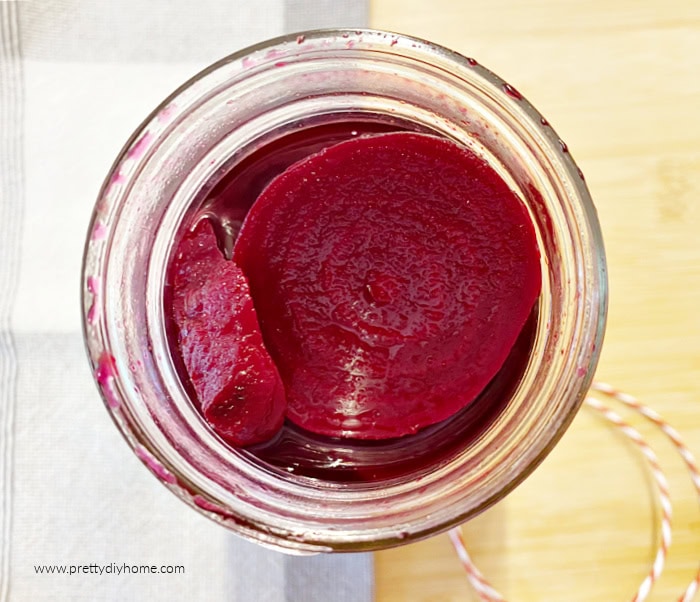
[234,132,541,439]
[171,220,286,446]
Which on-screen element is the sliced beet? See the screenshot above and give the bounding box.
[234,132,542,440]
[170,220,286,446]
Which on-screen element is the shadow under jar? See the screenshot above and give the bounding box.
[82,29,607,554]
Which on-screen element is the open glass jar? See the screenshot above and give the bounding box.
[82,29,607,553]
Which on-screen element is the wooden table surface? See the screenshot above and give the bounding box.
[369,1,700,600]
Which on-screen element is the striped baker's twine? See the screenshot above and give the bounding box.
[448,527,505,602]
[591,382,700,602]
[584,396,672,602]
[449,382,699,602]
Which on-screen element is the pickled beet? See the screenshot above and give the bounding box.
[233,132,541,439]
[170,220,285,446]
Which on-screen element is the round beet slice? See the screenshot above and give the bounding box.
[170,219,286,446]
[234,132,542,440]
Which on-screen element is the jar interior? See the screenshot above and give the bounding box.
[163,109,542,485]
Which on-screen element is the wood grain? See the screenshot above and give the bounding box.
[370,1,700,600]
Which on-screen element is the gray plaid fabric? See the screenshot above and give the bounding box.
[0,1,372,601]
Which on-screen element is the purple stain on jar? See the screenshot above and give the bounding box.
[106,170,125,196]
[135,445,178,485]
[157,103,176,124]
[467,57,478,66]
[559,139,569,153]
[242,56,255,69]
[265,49,285,60]
[193,495,235,518]
[296,35,305,44]
[127,131,153,160]
[87,304,99,325]
[503,83,522,100]
[96,353,120,409]
[91,221,107,241]
[87,276,100,296]
[87,276,101,324]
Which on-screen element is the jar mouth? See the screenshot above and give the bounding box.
[82,28,608,553]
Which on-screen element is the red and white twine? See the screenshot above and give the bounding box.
[592,382,700,602]
[584,396,672,602]
[449,382,700,602]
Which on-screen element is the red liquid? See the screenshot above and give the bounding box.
[166,117,540,481]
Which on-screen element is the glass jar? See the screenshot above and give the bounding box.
[81,29,607,553]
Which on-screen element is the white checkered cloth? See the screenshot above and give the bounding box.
[0,1,373,601]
